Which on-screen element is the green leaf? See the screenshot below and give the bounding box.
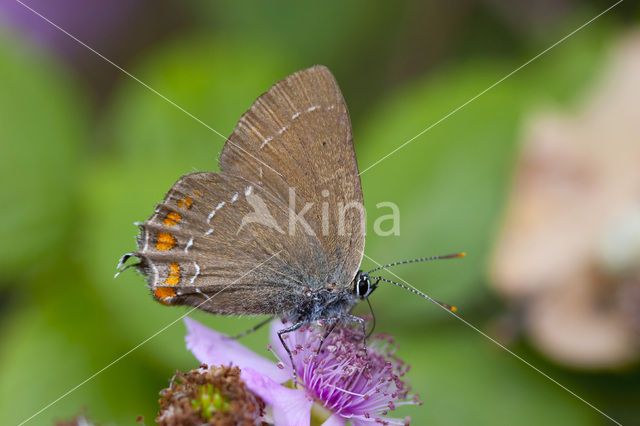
[393,328,600,425]
[0,32,86,279]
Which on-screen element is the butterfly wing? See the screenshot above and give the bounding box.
[220,65,365,288]
[135,171,324,314]
[132,66,364,314]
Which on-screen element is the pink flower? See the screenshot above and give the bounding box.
[185,317,420,426]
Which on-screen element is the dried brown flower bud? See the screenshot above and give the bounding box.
[157,364,266,426]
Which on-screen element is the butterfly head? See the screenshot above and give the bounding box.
[353,270,377,299]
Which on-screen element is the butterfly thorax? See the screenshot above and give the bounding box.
[282,288,357,324]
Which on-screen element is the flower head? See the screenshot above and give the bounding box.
[185,317,420,426]
[157,364,266,426]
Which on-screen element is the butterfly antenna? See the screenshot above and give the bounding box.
[371,276,457,312]
[366,252,466,274]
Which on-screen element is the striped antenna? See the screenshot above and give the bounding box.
[370,276,457,312]
[366,252,466,274]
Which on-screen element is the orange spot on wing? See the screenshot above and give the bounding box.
[164,262,180,285]
[154,287,176,300]
[156,232,176,251]
[163,212,182,226]
[193,190,203,198]
[168,262,179,275]
[177,197,193,209]
[164,277,179,286]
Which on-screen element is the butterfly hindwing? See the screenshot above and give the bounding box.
[135,171,328,314]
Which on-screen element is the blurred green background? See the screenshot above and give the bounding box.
[1,1,639,425]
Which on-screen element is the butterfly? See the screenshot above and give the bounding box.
[118,65,461,368]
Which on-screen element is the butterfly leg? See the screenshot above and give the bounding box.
[230,316,274,339]
[316,318,339,354]
[277,321,304,382]
[346,314,368,356]
[365,297,376,339]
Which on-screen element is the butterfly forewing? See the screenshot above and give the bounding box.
[134,66,365,315]
[220,65,365,288]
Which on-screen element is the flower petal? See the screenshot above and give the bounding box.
[184,317,290,383]
[242,367,313,426]
[321,413,346,426]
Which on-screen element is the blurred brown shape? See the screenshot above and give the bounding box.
[491,31,640,369]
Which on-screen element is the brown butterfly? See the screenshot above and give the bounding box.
[118,66,460,367]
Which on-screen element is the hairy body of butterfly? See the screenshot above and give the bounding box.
[277,271,376,341]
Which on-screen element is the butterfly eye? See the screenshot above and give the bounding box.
[357,276,370,299]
